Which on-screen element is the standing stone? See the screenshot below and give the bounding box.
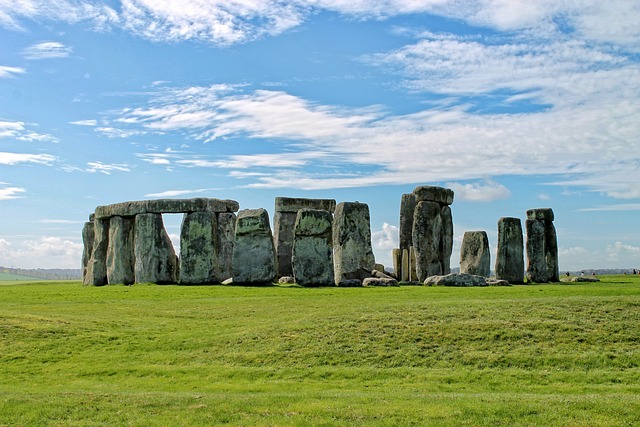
[106,216,135,285]
[179,211,217,284]
[441,205,454,275]
[399,193,416,252]
[292,209,334,286]
[495,217,524,283]
[525,208,559,283]
[81,220,94,285]
[217,212,236,281]
[392,248,402,278]
[232,208,277,284]
[401,248,410,281]
[134,213,177,284]
[273,197,336,278]
[332,202,375,285]
[412,201,443,282]
[459,231,491,277]
[86,218,109,286]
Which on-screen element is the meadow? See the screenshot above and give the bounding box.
[1,276,639,426]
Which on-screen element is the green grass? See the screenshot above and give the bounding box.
[0,272,45,282]
[1,276,639,426]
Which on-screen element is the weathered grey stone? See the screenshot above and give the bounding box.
[545,221,559,282]
[486,279,511,286]
[134,213,177,284]
[441,205,453,275]
[337,279,363,287]
[81,221,94,285]
[398,280,422,286]
[401,248,410,281]
[412,201,443,282]
[106,216,135,285]
[278,276,296,284]
[179,211,217,284]
[525,219,547,283]
[459,231,491,277]
[274,197,336,213]
[374,263,385,273]
[363,277,398,287]
[495,217,524,283]
[371,269,395,280]
[412,186,454,205]
[216,212,236,282]
[392,248,402,279]
[526,208,554,222]
[95,198,239,219]
[292,209,334,287]
[273,197,336,277]
[332,202,376,285]
[232,208,276,285]
[86,218,109,286]
[424,273,489,287]
[399,193,416,251]
[560,276,600,283]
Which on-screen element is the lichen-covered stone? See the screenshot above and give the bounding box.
[495,217,524,283]
[179,211,217,284]
[525,219,547,283]
[412,201,443,282]
[440,205,454,275]
[399,193,416,251]
[106,216,135,285]
[459,231,490,277]
[424,273,488,287]
[526,208,554,221]
[292,209,334,286]
[217,212,236,282]
[412,185,454,205]
[85,218,109,286]
[81,221,94,285]
[134,213,177,284]
[332,202,375,286]
[232,208,276,285]
[363,277,398,286]
[95,198,239,219]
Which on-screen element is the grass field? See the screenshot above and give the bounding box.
[1,276,639,426]
[0,272,45,282]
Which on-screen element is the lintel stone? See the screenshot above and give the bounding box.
[95,198,239,219]
[526,208,554,221]
[412,186,454,205]
[275,197,336,213]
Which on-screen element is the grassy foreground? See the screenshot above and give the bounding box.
[1,276,639,426]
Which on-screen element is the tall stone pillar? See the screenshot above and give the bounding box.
[179,211,218,284]
[495,217,524,283]
[106,216,135,285]
[526,208,559,283]
[81,217,95,285]
[86,217,109,286]
[217,212,236,282]
[292,209,334,286]
[459,231,490,277]
[232,208,277,284]
[273,197,336,278]
[134,213,177,284]
[410,186,454,282]
[332,202,375,285]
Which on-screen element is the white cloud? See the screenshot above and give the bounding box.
[22,41,72,60]
[144,189,213,198]
[0,236,83,269]
[371,222,400,269]
[69,119,98,126]
[0,65,25,78]
[579,204,640,212]
[0,184,26,201]
[86,161,131,174]
[607,241,640,263]
[0,152,56,166]
[0,120,58,142]
[36,219,83,224]
[446,180,511,202]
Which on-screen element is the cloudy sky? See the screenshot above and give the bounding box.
[1,0,639,271]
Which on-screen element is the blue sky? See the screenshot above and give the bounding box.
[1,0,639,271]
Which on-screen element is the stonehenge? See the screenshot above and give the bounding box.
[82,192,561,287]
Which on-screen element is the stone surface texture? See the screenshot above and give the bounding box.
[525,208,559,283]
[106,216,135,285]
[459,231,491,277]
[424,273,489,287]
[179,211,218,284]
[86,218,109,286]
[232,208,276,284]
[134,213,177,284]
[332,202,375,285]
[495,217,524,283]
[292,209,334,286]
[216,212,236,281]
[95,198,239,219]
[412,201,444,281]
[81,221,94,284]
[273,197,336,278]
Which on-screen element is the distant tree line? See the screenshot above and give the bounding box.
[0,267,82,280]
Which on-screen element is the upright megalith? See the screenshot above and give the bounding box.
[525,208,559,283]
[217,212,236,281]
[232,208,276,284]
[134,213,177,284]
[180,212,217,284]
[106,216,135,285]
[459,231,490,277]
[292,209,334,286]
[399,193,417,252]
[410,186,455,282]
[495,217,524,283]
[273,197,336,278]
[85,218,109,286]
[81,218,94,285]
[332,202,375,286]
